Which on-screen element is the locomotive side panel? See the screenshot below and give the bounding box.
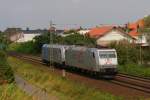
[49,47,62,64]
[65,47,98,71]
[42,44,69,64]
[42,45,50,62]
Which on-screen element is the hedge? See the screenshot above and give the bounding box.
[0,51,14,84]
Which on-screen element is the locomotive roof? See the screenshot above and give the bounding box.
[68,46,115,51]
[43,44,116,51]
[43,44,70,48]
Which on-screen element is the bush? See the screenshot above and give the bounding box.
[109,41,150,65]
[109,41,139,65]
[0,84,32,99]
[16,41,37,54]
[142,48,150,64]
[119,63,150,77]
[0,51,14,83]
[62,33,96,47]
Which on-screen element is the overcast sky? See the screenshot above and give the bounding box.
[0,0,150,30]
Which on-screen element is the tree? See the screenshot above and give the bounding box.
[33,32,96,51]
[0,32,9,51]
[145,33,150,46]
[62,33,96,47]
[144,15,150,28]
[33,32,63,53]
[109,41,139,65]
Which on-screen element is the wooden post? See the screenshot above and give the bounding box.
[62,69,66,78]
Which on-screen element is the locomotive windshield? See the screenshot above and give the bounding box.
[99,51,116,58]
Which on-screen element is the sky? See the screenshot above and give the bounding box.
[0,0,150,30]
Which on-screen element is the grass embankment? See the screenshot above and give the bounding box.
[8,57,123,100]
[0,51,32,100]
[0,84,32,100]
[118,63,150,78]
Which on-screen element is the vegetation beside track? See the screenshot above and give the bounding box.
[0,51,14,83]
[118,63,150,78]
[8,42,38,54]
[8,57,123,100]
[0,84,32,100]
[0,51,31,100]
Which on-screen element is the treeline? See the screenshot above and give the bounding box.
[10,32,96,54]
[109,41,150,65]
[144,15,150,28]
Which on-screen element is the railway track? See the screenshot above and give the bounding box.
[112,74,150,93]
[9,52,150,94]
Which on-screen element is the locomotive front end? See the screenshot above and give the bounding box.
[98,49,118,77]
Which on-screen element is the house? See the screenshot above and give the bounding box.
[78,29,90,35]
[5,28,49,42]
[49,26,64,35]
[88,26,134,46]
[5,28,23,42]
[5,27,65,42]
[128,19,144,30]
[128,30,149,46]
[58,29,78,37]
[17,28,48,42]
[127,19,149,46]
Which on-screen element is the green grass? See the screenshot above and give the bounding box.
[8,57,124,100]
[118,63,150,78]
[0,84,32,100]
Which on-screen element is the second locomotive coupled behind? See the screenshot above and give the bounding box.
[42,44,118,78]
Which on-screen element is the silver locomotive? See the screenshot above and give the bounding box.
[42,44,118,77]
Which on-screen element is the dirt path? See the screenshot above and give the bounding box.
[15,74,58,100]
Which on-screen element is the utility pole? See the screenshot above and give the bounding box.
[49,20,55,70]
[50,20,53,44]
[126,42,128,64]
[139,35,143,65]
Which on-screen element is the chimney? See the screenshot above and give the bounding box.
[26,27,29,31]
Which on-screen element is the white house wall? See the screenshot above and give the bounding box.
[17,33,41,42]
[78,30,90,35]
[24,34,40,41]
[135,35,149,46]
[97,30,133,45]
[99,31,130,41]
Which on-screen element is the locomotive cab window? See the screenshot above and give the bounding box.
[99,51,116,58]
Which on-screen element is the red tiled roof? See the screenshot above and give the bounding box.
[128,23,138,30]
[88,26,114,38]
[128,19,145,30]
[137,19,144,28]
[128,29,139,37]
